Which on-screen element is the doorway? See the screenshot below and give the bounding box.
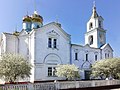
[85,70,91,80]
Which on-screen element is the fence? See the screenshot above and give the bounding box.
[0,80,120,90]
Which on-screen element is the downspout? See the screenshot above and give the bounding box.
[16,36,19,54]
[27,34,30,60]
[34,30,36,63]
[70,42,72,64]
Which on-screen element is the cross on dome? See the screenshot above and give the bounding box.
[34,10,38,15]
[91,1,98,18]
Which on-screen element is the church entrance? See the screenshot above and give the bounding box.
[85,70,91,80]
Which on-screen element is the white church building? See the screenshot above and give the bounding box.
[0,4,113,82]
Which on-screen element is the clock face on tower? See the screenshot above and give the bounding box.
[99,33,104,44]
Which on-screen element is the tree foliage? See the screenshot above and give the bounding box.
[0,53,32,82]
[91,58,120,79]
[55,64,80,80]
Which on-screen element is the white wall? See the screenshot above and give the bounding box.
[101,45,113,59]
[72,44,101,79]
[30,23,71,81]
[85,30,98,48]
[0,21,113,81]
[35,23,70,64]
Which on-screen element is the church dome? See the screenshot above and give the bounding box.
[23,15,32,22]
[31,11,43,23]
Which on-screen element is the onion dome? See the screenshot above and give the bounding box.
[23,15,32,22]
[31,11,43,23]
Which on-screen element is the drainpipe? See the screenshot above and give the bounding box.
[70,43,72,64]
[16,36,19,54]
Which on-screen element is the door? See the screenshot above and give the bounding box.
[85,70,91,80]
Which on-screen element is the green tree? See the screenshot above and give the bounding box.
[0,53,32,82]
[91,58,120,79]
[55,64,80,80]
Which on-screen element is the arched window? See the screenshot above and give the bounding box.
[89,35,93,45]
[86,54,88,61]
[75,52,78,60]
[37,25,40,28]
[89,22,93,29]
[99,21,102,28]
[95,55,97,61]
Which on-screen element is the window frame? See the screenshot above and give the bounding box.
[105,53,107,59]
[99,21,102,28]
[48,37,57,49]
[48,67,56,77]
[89,22,93,29]
[108,53,109,58]
[48,67,52,76]
[48,38,52,48]
[89,35,93,45]
[53,39,57,48]
[86,54,88,61]
[75,52,78,60]
[95,55,97,61]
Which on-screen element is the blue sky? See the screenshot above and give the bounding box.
[0,0,120,57]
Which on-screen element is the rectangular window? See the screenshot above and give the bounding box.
[86,54,88,61]
[95,55,97,61]
[105,53,107,59]
[53,39,57,48]
[27,48,29,55]
[48,38,52,48]
[75,53,78,60]
[108,53,109,58]
[99,21,102,28]
[48,67,56,77]
[48,67,52,76]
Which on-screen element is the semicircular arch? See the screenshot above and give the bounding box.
[43,53,62,64]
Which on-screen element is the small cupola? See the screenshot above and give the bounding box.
[31,11,43,29]
[22,15,32,32]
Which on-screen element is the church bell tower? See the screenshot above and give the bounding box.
[85,2,106,48]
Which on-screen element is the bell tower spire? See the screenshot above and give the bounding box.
[85,2,106,48]
[91,1,98,18]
